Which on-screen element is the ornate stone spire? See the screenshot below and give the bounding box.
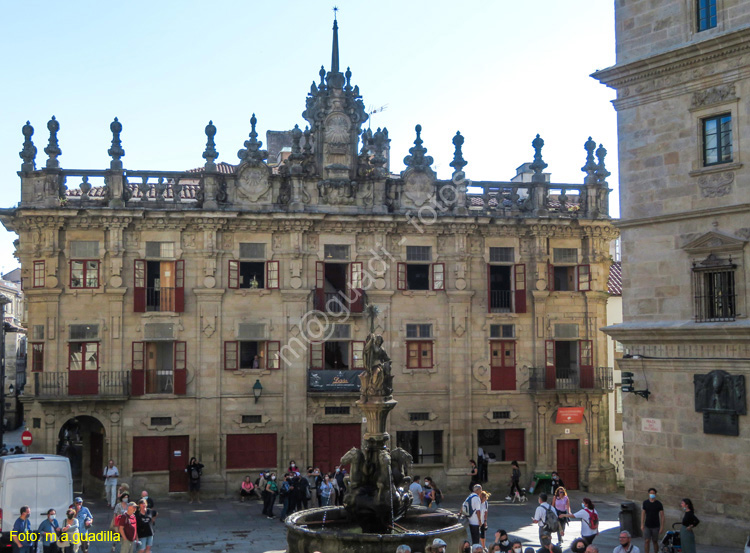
[529,134,547,175]
[44,116,61,169]
[450,131,467,175]
[237,113,268,166]
[203,120,218,171]
[595,143,611,184]
[19,121,37,172]
[108,117,125,170]
[331,16,340,74]
[581,136,597,182]
[403,125,434,172]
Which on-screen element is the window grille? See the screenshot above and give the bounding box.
[492,411,511,420]
[238,323,266,340]
[239,243,266,259]
[406,246,432,262]
[489,247,514,263]
[555,324,579,338]
[406,324,432,338]
[330,324,351,339]
[144,323,174,340]
[409,412,430,421]
[69,324,99,341]
[241,415,263,424]
[692,254,736,322]
[325,406,350,415]
[324,244,350,260]
[70,241,99,258]
[146,241,175,258]
[150,417,172,426]
[490,324,514,339]
[553,248,578,264]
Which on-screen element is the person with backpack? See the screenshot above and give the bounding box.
[461,484,483,545]
[531,493,559,545]
[560,497,599,545]
[185,457,204,504]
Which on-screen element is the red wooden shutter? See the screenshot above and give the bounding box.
[267,260,279,289]
[310,342,323,369]
[174,341,187,395]
[579,340,594,388]
[224,341,238,370]
[175,260,185,312]
[504,429,525,462]
[547,261,555,292]
[315,261,325,310]
[514,263,526,313]
[431,263,445,290]
[487,265,492,313]
[131,341,145,396]
[228,260,239,289]
[500,341,516,390]
[577,264,591,292]
[397,262,406,290]
[134,260,146,312]
[349,262,364,313]
[266,341,280,370]
[545,340,556,390]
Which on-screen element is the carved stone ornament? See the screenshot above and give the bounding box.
[692,84,737,108]
[403,171,435,207]
[325,113,351,145]
[698,171,733,198]
[236,165,272,203]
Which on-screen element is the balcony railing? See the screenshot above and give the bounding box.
[528,366,613,392]
[312,290,367,315]
[146,287,176,312]
[33,371,130,399]
[490,290,512,313]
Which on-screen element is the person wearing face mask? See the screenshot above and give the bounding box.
[262,472,278,518]
[536,533,562,553]
[640,488,664,553]
[38,509,61,553]
[493,529,513,553]
[550,472,564,495]
[559,498,599,545]
[679,498,699,553]
[459,539,471,553]
[569,537,587,553]
[334,466,347,506]
[613,530,640,553]
[509,541,523,553]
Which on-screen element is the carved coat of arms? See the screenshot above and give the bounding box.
[403,170,435,207]
[236,165,271,203]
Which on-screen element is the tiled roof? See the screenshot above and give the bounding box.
[187,162,236,174]
[608,261,622,296]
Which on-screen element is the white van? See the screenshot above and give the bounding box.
[0,455,73,545]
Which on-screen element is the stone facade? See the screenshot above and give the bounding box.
[594,1,750,547]
[1,20,618,499]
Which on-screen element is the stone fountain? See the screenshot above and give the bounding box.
[286,306,466,552]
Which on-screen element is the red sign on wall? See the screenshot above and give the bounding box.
[555,407,584,424]
[21,431,33,446]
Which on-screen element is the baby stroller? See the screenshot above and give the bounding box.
[660,522,682,552]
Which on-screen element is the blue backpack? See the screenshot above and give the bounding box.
[461,493,478,518]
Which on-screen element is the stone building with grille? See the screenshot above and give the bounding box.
[1,20,618,497]
[594,0,750,546]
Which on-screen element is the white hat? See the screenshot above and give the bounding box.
[432,538,447,547]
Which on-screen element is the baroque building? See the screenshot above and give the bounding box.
[594,0,750,546]
[1,20,618,497]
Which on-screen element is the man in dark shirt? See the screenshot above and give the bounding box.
[641,487,664,553]
[117,502,138,553]
[11,506,31,553]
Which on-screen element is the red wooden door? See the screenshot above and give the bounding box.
[313,424,361,474]
[168,436,190,492]
[556,439,579,490]
[89,432,104,478]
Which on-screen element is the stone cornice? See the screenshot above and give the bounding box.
[601,320,750,342]
[615,203,750,229]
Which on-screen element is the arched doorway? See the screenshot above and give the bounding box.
[58,416,106,497]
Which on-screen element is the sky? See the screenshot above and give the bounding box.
[0,0,618,274]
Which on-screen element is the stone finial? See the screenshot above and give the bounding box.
[154,177,167,201]
[237,113,268,165]
[403,124,434,172]
[291,124,303,155]
[319,66,326,90]
[581,136,597,178]
[360,128,372,156]
[303,126,313,155]
[529,134,547,175]
[450,131,467,175]
[44,116,62,169]
[80,176,91,199]
[172,179,183,202]
[331,18,340,74]
[203,120,219,171]
[108,117,125,170]
[595,143,611,184]
[370,127,388,171]
[19,121,37,172]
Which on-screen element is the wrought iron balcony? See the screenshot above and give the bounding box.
[527,366,613,392]
[490,290,512,313]
[33,371,130,399]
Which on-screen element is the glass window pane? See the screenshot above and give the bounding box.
[85,344,98,370]
[71,261,83,287]
[69,343,83,370]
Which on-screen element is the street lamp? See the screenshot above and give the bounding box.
[253,379,263,403]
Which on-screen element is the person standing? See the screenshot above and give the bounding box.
[38,509,61,553]
[560,497,599,546]
[60,508,80,553]
[74,498,93,553]
[297,472,310,510]
[532,493,555,545]
[537,533,562,553]
[467,460,479,492]
[103,460,120,509]
[256,472,267,501]
[409,475,424,506]
[479,490,491,548]
[507,460,521,501]
[552,486,571,545]
[186,457,204,504]
[11,506,32,553]
[550,472,564,495]
[679,498,700,553]
[305,467,318,508]
[640,488,664,553]
[319,474,333,506]
[262,472,278,518]
[110,494,129,553]
[613,530,640,553]
[334,466,347,506]
[278,473,293,520]
[116,502,138,553]
[134,499,154,553]
[464,484,482,545]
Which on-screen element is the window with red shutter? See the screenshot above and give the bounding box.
[226,434,277,469]
[174,260,185,312]
[579,340,594,388]
[174,341,187,395]
[504,429,525,461]
[545,340,556,390]
[31,343,44,372]
[490,341,516,391]
[315,262,325,311]
[134,260,146,312]
[131,341,145,396]
[349,262,364,312]
[513,264,526,313]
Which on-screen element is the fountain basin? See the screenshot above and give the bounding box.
[286,506,467,553]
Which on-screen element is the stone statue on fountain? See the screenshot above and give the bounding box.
[341,304,414,533]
